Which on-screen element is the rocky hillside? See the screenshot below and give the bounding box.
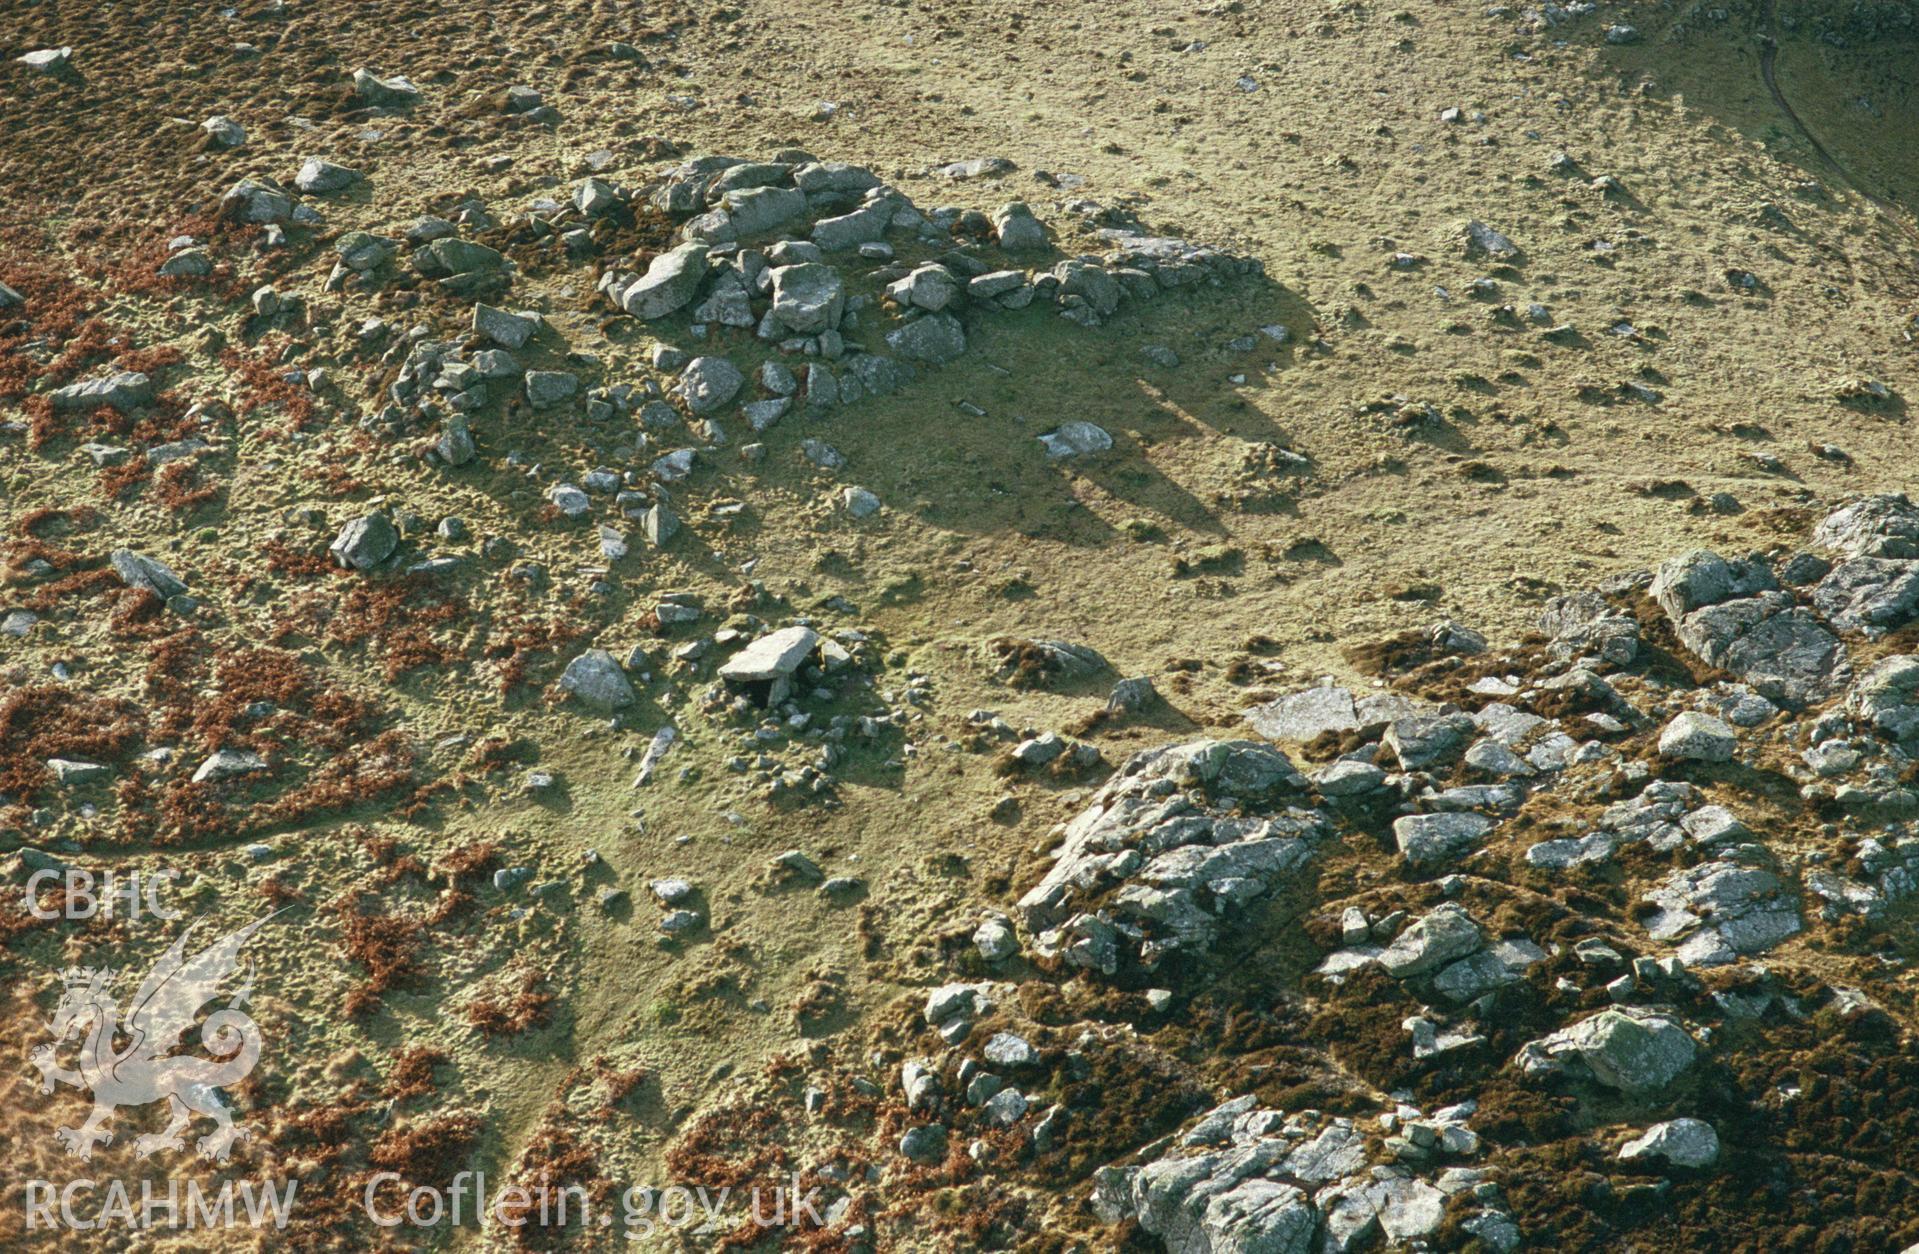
[1,0,1916,1248]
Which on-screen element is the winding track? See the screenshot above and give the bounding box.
[1756,0,1919,247]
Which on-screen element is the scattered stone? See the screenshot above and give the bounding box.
[974,916,1019,961]
[1515,1008,1697,1092]
[353,68,421,107]
[885,312,966,363]
[1039,422,1113,460]
[1658,711,1737,763]
[330,514,400,571]
[939,156,1016,180]
[525,371,579,408]
[17,48,73,74]
[1394,812,1494,867]
[1462,220,1520,261]
[767,262,846,335]
[295,158,360,194]
[52,372,152,413]
[621,242,710,319]
[110,549,187,599]
[1619,1119,1719,1169]
[473,304,537,349]
[679,356,744,414]
[202,116,246,148]
[192,749,269,784]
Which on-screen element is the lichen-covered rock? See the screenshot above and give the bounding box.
[620,241,709,318]
[559,649,636,710]
[1514,1008,1698,1092]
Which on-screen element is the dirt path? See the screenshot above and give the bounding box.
[1758,0,1919,248]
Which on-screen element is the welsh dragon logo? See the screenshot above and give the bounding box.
[30,914,274,1163]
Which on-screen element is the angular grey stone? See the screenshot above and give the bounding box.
[939,156,1016,179]
[974,916,1018,961]
[1812,557,1919,635]
[436,414,476,466]
[691,279,754,328]
[1849,656,1919,741]
[192,749,268,784]
[994,202,1047,251]
[48,759,111,786]
[473,303,536,349]
[159,250,212,278]
[983,1031,1037,1068]
[801,438,846,471]
[330,514,399,570]
[1313,759,1386,796]
[923,981,989,1025]
[1675,595,1846,705]
[759,360,798,396]
[721,626,819,682]
[810,202,892,252]
[743,397,790,433]
[17,47,73,74]
[1361,1178,1442,1243]
[1641,859,1801,965]
[622,242,710,319]
[1462,220,1520,260]
[334,231,393,271]
[721,185,807,236]
[843,352,913,397]
[887,264,962,312]
[1132,1152,1316,1254]
[652,449,695,481]
[1054,259,1120,316]
[1619,1118,1719,1169]
[1384,713,1474,770]
[353,68,421,106]
[1038,421,1112,460]
[679,356,744,414]
[53,372,152,413]
[1108,675,1159,713]
[1379,902,1483,977]
[548,483,590,517]
[641,504,679,547]
[842,486,881,518]
[202,115,246,148]
[1814,495,1919,560]
[221,178,294,224]
[885,312,966,363]
[560,649,636,710]
[1245,686,1359,742]
[110,549,187,599]
[524,371,578,408]
[1515,1008,1697,1092]
[1393,812,1494,867]
[295,158,360,194]
[768,263,845,334]
[575,177,620,217]
[1282,1124,1367,1182]
[900,1124,947,1163]
[502,85,543,113]
[1651,550,1774,619]
[983,1087,1029,1126]
[1464,738,1536,779]
[1657,711,1736,763]
[416,237,505,278]
[793,161,882,196]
